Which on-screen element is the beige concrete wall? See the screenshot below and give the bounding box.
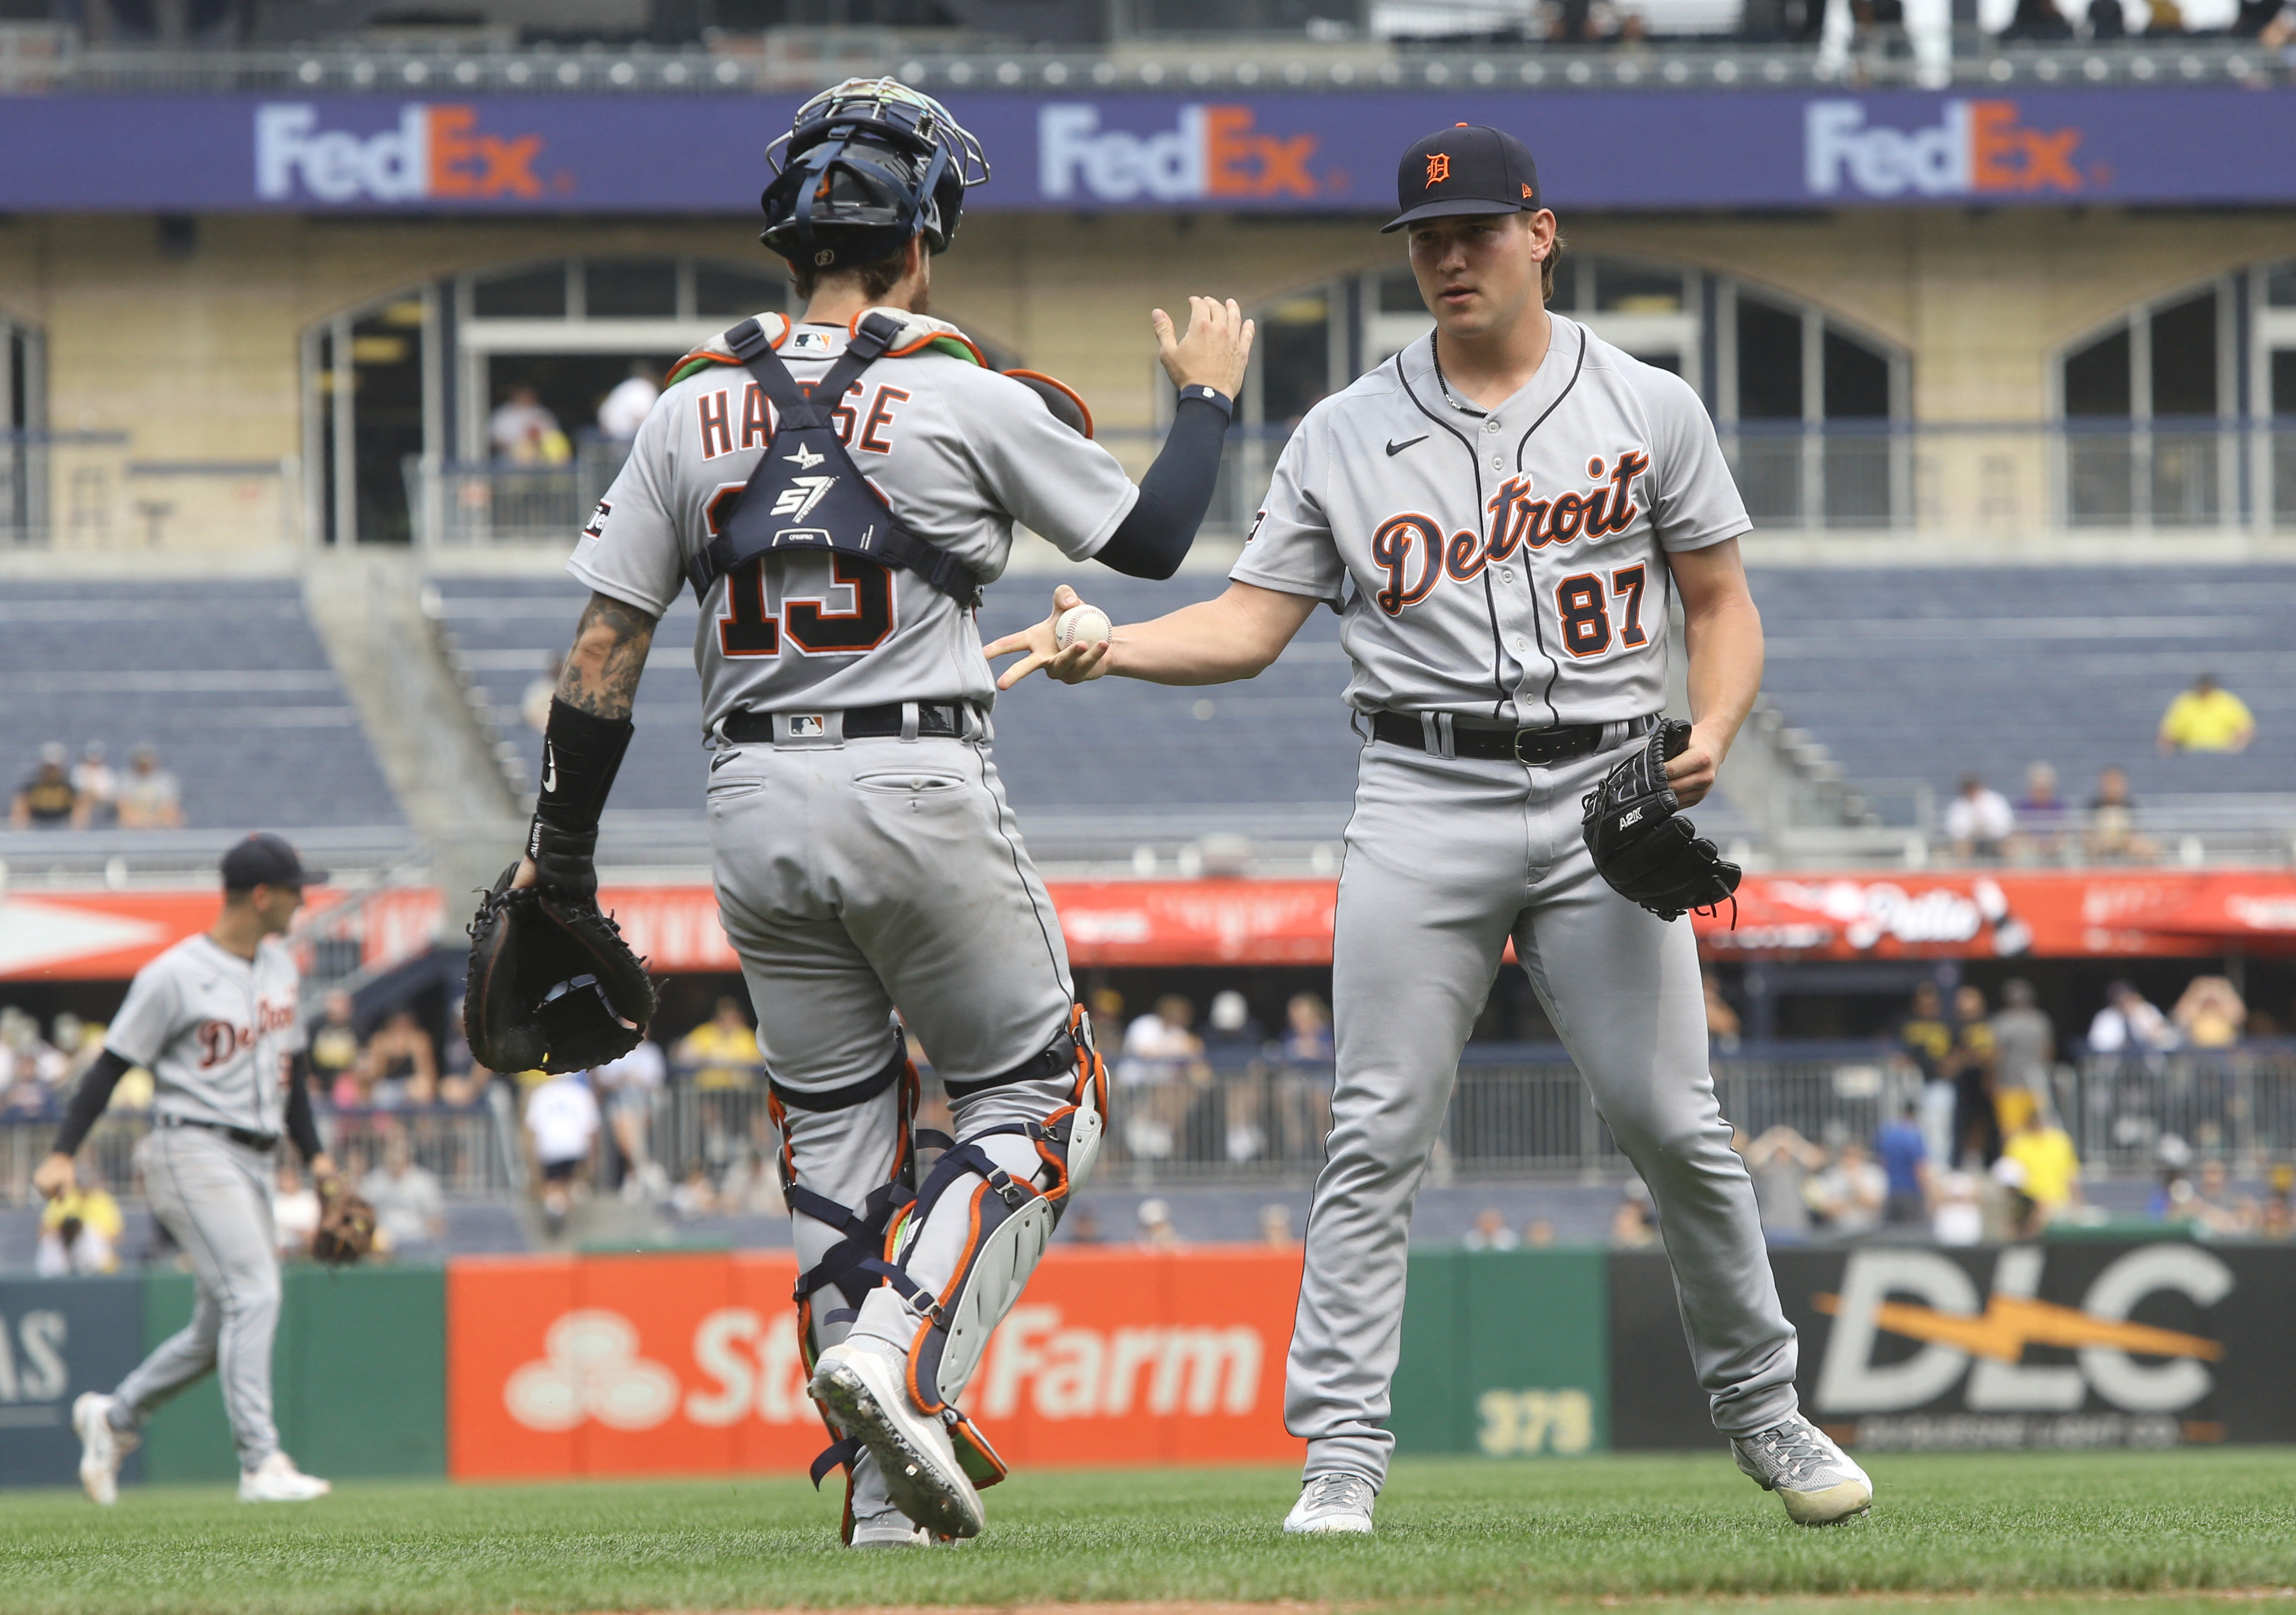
[0,205,2287,551]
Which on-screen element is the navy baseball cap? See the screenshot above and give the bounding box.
[1383,123,1542,233]
[221,832,328,890]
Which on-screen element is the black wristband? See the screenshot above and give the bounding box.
[1176,384,1234,420]
[536,697,635,831]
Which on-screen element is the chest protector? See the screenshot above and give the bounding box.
[683,311,987,611]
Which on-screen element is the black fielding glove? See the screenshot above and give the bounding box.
[1580,719,1742,924]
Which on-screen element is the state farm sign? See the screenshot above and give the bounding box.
[447,1249,1302,1478]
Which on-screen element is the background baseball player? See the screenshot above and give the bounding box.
[990,124,1871,1532]
[33,833,340,1505]
[506,78,1252,1545]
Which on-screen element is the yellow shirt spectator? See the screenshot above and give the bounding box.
[2159,682,2254,753]
[2003,1123,2079,1211]
[42,1183,125,1245]
[677,998,763,1090]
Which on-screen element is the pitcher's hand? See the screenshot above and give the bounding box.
[984,585,1114,691]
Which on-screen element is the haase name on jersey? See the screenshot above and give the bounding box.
[696,382,908,461]
[1368,450,1650,617]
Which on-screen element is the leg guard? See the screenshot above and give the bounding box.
[773,1043,948,1542]
[858,1007,1106,1418]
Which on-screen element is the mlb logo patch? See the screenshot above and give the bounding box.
[790,330,829,350]
[787,714,827,739]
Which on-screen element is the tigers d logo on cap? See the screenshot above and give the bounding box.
[1384,124,1542,232]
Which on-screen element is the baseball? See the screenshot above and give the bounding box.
[1055,603,1112,650]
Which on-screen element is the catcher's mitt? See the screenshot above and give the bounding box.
[1580,719,1742,923]
[311,1181,377,1265]
[465,864,658,1075]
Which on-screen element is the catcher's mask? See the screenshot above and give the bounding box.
[760,77,989,272]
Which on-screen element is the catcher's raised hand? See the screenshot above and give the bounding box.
[984,584,1113,691]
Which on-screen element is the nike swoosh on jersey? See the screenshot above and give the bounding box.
[1385,436,1428,456]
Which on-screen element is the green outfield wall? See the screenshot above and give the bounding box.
[138,1265,447,1483]
[1391,1249,1612,1457]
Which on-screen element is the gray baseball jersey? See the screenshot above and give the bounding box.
[1231,314,1748,725]
[568,312,1139,730]
[105,933,305,1138]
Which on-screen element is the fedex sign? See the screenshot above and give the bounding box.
[1806,99,2087,199]
[1040,103,1324,204]
[255,103,545,204]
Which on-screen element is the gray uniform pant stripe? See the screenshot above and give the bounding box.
[1285,740,1798,1484]
[114,1127,283,1469]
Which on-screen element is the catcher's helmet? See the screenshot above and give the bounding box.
[761,78,989,272]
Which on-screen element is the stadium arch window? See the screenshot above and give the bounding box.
[302,255,788,546]
[2053,262,2294,529]
[1231,252,1907,532]
[1,309,43,546]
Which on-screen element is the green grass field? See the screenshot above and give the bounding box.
[2,1451,2292,1615]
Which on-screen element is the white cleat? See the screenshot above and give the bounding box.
[1733,1414,1873,1525]
[848,1510,936,1549]
[73,1393,136,1507]
[809,1342,984,1541]
[238,1451,331,1503]
[1283,1470,1377,1534]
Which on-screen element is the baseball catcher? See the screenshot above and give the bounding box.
[1580,719,1743,922]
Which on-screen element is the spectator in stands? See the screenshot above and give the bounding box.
[1703,970,1742,1052]
[1201,990,1266,1163]
[2171,974,2246,1049]
[1944,775,2015,863]
[1740,1125,1825,1244]
[71,741,117,828]
[2084,766,2155,864]
[1135,1197,1186,1251]
[37,1161,122,1276]
[1464,1207,1521,1251]
[676,997,764,1090]
[308,989,362,1103]
[273,1157,320,1260]
[2012,762,2073,863]
[1997,1106,2082,1234]
[359,1009,439,1108]
[670,1163,718,1219]
[2090,979,2179,1057]
[522,652,562,735]
[1610,1181,1657,1248]
[2087,0,2126,34]
[115,743,184,829]
[1117,994,1209,1162]
[2261,1163,2294,1240]
[1258,1203,1295,1248]
[439,1000,484,1106]
[2186,1157,2257,1236]
[1998,0,2075,36]
[1525,1218,1556,1247]
[1931,1170,1984,1246]
[1897,981,1958,1167]
[1813,1140,1887,1236]
[2159,673,2254,755]
[1990,978,2056,1133]
[51,1013,104,1088]
[595,1037,668,1201]
[526,1069,600,1237]
[361,1126,446,1252]
[1280,993,1334,1063]
[1946,984,2001,1168]
[11,742,84,829]
[1876,1101,1930,1226]
[489,384,568,465]
[597,362,661,442]
[1087,987,1128,1056]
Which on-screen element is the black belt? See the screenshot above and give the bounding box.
[157,1113,278,1152]
[1369,711,1657,766]
[724,702,973,745]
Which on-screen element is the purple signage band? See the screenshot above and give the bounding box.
[2,88,2292,214]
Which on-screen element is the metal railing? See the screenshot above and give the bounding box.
[10,1052,2284,1208]
[406,443,629,549]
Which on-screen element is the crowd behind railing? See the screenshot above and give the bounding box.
[6,969,2292,1267]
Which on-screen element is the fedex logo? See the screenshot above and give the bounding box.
[1806,100,2086,199]
[1040,103,1322,204]
[255,103,545,204]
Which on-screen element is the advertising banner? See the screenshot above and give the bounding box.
[1609,1240,2296,1451]
[1,88,2292,215]
[445,1248,1303,1479]
[0,1275,145,1489]
[1391,1248,1611,1457]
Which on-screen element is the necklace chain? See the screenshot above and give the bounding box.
[1429,340,1487,419]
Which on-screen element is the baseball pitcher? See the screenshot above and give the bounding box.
[992,124,1872,1532]
[35,833,345,1505]
[486,79,1252,1545]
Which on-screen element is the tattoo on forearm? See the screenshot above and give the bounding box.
[556,593,658,721]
